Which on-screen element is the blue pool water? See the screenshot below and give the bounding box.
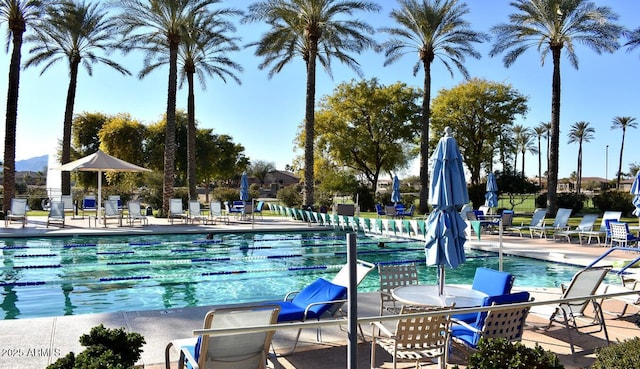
[0,231,593,320]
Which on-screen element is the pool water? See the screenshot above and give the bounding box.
[0,231,596,320]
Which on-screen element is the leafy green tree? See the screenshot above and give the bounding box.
[0,0,48,212]
[311,78,421,195]
[25,0,130,196]
[610,116,637,189]
[490,0,623,214]
[430,78,528,185]
[379,0,488,214]
[70,111,108,189]
[117,0,220,214]
[250,160,276,186]
[567,121,595,194]
[243,0,380,207]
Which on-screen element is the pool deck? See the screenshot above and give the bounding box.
[1,214,639,368]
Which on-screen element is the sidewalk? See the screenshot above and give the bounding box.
[1,215,639,368]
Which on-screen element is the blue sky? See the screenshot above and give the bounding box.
[1,0,639,182]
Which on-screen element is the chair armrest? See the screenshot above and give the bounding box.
[180,345,200,369]
[283,290,300,301]
[450,318,481,334]
[371,321,394,338]
[302,298,347,320]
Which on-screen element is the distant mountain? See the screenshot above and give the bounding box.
[16,155,48,172]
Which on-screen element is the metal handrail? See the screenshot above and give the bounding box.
[193,289,640,337]
[584,246,640,275]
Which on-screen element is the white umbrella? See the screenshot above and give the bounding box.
[56,150,151,218]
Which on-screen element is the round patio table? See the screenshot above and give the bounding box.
[392,285,488,308]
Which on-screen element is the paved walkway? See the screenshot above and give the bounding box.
[1,215,639,368]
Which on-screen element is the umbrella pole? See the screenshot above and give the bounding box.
[438,265,445,295]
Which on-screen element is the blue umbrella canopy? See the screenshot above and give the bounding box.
[240,172,249,202]
[485,172,499,209]
[424,127,469,295]
[391,175,401,204]
[631,171,640,217]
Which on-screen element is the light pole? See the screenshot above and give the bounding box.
[605,145,609,182]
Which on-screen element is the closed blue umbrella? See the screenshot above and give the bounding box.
[631,171,640,217]
[240,172,249,202]
[391,175,401,204]
[424,127,469,295]
[485,172,499,211]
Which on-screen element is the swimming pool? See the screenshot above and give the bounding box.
[0,231,592,320]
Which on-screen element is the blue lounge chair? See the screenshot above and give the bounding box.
[81,195,97,219]
[375,204,385,217]
[471,267,514,296]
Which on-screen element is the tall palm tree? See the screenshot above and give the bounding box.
[533,124,546,187]
[25,0,130,195]
[0,0,49,212]
[490,0,622,214]
[117,0,219,214]
[512,125,537,178]
[379,0,487,214]
[611,116,637,189]
[542,121,551,178]
[625,27,640,51]
[567,121,594,194]
[139,8,242,200]
[243,0,380,208]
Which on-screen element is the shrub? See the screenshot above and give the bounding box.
[47,324,145,369]
[454,338,564,369]
[591,337,640,369]
[535,192,586,214]
[592,190,634,215]
[277,184,302,207]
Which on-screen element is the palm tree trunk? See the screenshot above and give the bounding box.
[520,149,525,178]
[537,136,542,187]
[616,128,625,189]
[61,58,80,195]
[163,40,179,214]
[187,71,197,200]
[577,142,582,193]
[548,47,562,214]
[418,62,432,214]
[303,42,318,208]
[3,28,23,212]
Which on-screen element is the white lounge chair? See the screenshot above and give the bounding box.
[126,200,148,226]
[553,214,598,243]
[579,211,622,246]
[208,201,229,224]
[168,198,187,224]
[103,200,122,227]
[188,200,208,224]
[507,208,547,237]
[46,201,65,228]
[4,198,27,227]
[530,207,572,239]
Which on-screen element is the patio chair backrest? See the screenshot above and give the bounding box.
[108,195,122,209]
[394,305,452,351]
[599,211,622,231]
[332,259,375,288]
[170,198,183,214]
[576,214,598,231]
[529,208,547,227]
[128,201,142,216]
[552,208,572,228]
[104,200,119,216]
[49,201,64,218]
[378,263,419,314]
[83,195,96,209]
[195,305,280,369]
[501,210,514,227]
[471,267,514,296]
[189,200,201,215]
[210,201,222,216]
[10,198,27,215]
[560,266,610,316]
[61,195,74,211]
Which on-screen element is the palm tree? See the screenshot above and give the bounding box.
[567,121,595,194]
[512,125,537,178]
[25,0,130,196]
[117,0,219,214]
[139,8,242,200]
[379,0,487,214]
[490,0,622,214]
[611,116,637,189]
[243,0,379,208]
[625,27,640,51]
[0,0,49,213]
[533,124,546,187]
